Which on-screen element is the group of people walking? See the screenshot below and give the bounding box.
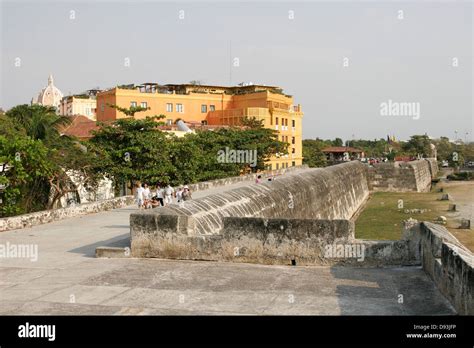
[135,182,192,209]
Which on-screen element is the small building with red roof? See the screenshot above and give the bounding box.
[322,146,364,162]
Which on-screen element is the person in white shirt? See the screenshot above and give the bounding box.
[153,184,163,207]
[135,182,145,209]
[176,186,184,203]
[164,184,175,205]
[142,183,151,209]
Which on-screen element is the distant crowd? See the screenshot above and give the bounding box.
[134,172,280,209]
[134,182,192,209]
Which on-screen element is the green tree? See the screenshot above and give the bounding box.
[107,104,150,117]
[90,116,170,190]
[0,135,53,216]
[1,105,102,213]
[332,138,343,147]
[46,136,103,209]
[90,116,286,187]
[4,104,71,141]
[402,135,432,157]
[241,116,264,129]
[302,139,331,167]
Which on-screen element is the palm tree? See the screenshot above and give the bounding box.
[4,104,71,141]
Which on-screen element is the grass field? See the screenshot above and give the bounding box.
[355,182,473,252]
[355,190,447,240]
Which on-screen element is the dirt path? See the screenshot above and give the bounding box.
[439,180,474,252]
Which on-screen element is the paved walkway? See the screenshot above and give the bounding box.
[0,172,456,315]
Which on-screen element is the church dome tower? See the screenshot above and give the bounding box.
[35,74,64,109]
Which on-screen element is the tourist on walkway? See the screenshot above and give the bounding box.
[176,186,184,203]
[164,184,175,205]
[143,183,151,209]
[182,185,192,201]
[155,184,164,206]
[135,182,144,209]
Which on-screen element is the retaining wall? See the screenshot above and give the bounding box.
[131,215,423,266]
[0,195,135,232]
[132,217,355,264]
[420,222,473,315]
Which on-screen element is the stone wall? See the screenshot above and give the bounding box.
[425,158,439,179]
[131,215,425,266]
[419,222,473,315]
[187,165,308,192]
[0,196,135,232]
[130,161,370,237]
[132,217,355,265]
[368,159,435,192]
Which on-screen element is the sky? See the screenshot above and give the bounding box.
[1,0,472,141]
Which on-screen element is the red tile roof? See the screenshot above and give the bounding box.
[60,115,100,140]
[322,146,363,153]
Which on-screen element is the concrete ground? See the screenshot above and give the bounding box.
[0,171,456,315]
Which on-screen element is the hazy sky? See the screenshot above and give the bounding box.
[1,0,472,141]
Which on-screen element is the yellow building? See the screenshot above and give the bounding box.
[60,94,98,120]
[96,83,303,169]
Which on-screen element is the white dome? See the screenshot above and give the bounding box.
[35,74,64,109]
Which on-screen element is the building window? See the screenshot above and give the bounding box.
[292,120,295,127]
[292,137,295,144]
[292,161,296,167]
[292,147,295,153]
[275,117,279,125]
[166,103,173,112]
[176,104,184,113]
[201,120,208,125]
[130,101,137,107]
[166,119,173,126]
[276,163,279,170]
[141,102,147,108]
[210,105,215,112]
[201,105,207,113]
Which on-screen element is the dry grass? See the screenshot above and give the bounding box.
[356,181,473,252]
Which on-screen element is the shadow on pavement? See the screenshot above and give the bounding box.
[68,233,130,257]
[329,266,456,315]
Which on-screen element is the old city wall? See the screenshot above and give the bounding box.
[130,160,440,263]
[368,159,435,192]
[130,161,370,239]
